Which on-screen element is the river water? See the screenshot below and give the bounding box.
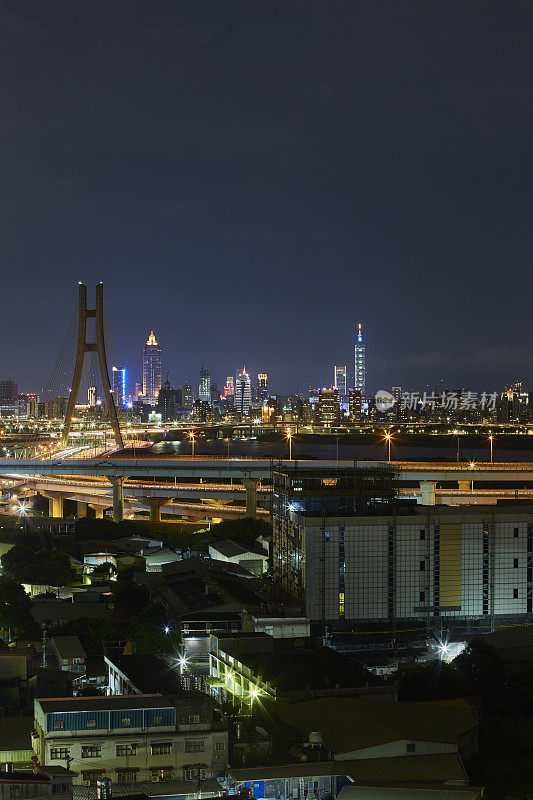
[151,438,533,463]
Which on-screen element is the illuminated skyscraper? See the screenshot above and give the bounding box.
[182,383,194,412]
[235,368,252,417]
[112,366,126,407]
[334,365,347,407]
[224,377,235,398]
[257,373,268,401]
[199,365,211,402]
[142,331,162,405]
[354,323,366,400]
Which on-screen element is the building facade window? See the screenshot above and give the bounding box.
[185,767,206,781]
[513,589,519,599]
[116,771,136,783]
[81,746,101,758]
[51,747,70,760]
[185,740,205,753]
[151,769,173,782]
[151,743,172,756]
[188,715,200,724]
[116,745,137,757]
[81,773,104,786]
[514,558,519,568]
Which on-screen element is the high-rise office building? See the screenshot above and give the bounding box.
[156,379,176,422]
[224,377,235,398]
[354,323,366,400]
[318,388,339,426]
[142,331,162,405]
[334,366,347,408]
[235,368,252,417]
[0,379,18,417]
[199,365,211,402]
[182,383,194,412]
[112,366,126,407]
[348,388,362,422]
[87,385,97,407]
[257,373,268,402]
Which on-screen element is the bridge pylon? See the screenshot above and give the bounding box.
[61,283,124,450]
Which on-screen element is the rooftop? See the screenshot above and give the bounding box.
[105,654,194,696]
[0,716,33,752]
[337,787,483,800]
[50,636,86,660]
[229,753,467,784]
[276,697,477,754]
[210,539,266,559]
[72,779,223,799]
[36,694,176,713]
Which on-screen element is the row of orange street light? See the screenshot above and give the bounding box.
[382,430,495,463]
[184,426,494,465]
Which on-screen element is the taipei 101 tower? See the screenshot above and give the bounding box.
[354,322,366,400]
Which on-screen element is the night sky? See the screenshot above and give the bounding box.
[2,1,533,396]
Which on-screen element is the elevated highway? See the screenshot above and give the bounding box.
[3,457,533,520]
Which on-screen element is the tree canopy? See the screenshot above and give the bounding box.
[1,544,75,586]
[0,576,34,636]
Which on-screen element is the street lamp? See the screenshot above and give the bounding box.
[469,460,475,493]
[285,429,293,460]
[384,431,392,462]
[188,430,196,458]
[488,433,494,463]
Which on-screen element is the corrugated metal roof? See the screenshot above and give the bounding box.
[229,763,346,780]
[37,694,175,712]
[0,716,33,752]
[337,786,483,800]
[276,697,477,754]
[229,754,466,784]
[72,779,223,798]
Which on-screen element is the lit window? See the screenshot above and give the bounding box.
[338,592,345,619]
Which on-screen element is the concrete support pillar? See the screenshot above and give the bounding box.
[48,495,64,518]
[242,478,259,518]
[419,481,437,506]
[144,497,167,523]
[77,501,88,518]
[91,505,104,519]
[109,476,126,523]
[458,481,470,492]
